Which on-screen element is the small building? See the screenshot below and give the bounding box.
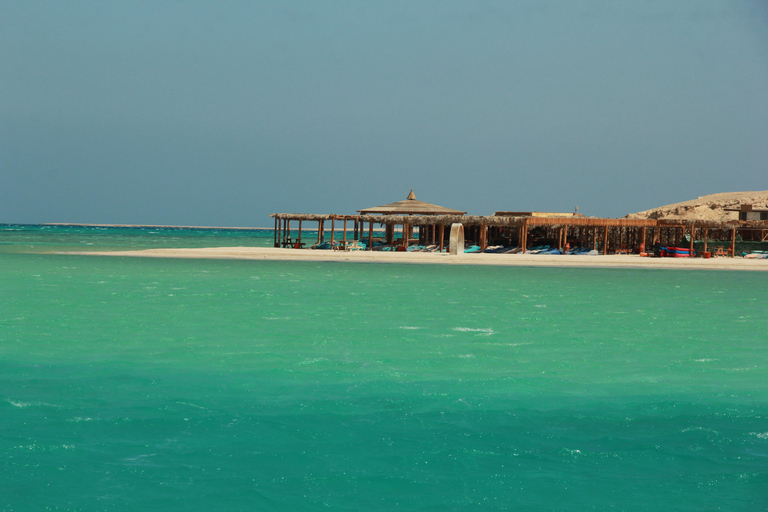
[724,204,768,222]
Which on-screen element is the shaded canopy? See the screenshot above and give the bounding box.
[357,190,466,215]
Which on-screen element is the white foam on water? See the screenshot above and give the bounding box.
[452,327,495,336]
[681,426,719,434]
[176,401,207,410]
[298,357,329,365]
[8,400,60,409]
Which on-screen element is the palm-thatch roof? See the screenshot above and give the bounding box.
[357,190,466,215]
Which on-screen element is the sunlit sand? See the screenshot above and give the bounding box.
[75,246,768,271]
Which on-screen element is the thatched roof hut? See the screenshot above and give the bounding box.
[357,190,466,215]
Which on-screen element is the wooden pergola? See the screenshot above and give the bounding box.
[271,213,362,249]
[270,208,768,256]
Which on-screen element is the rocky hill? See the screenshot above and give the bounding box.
[626,190,768,221]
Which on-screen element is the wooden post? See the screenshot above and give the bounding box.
[603,225,609,255]
[563,226,568,252]
[480,219,487,252]
[368,221,374,251]
[273,216,279,247]
[689,224,694,255]
[703,226,708,254]
[439,223,445,252]
[343,218,348,248]
[297,220,302,247]
[522,220,528,253]
[285,220,290,247]
[330,217,335,248]
[731,227,736,257]
[318,220,323,243]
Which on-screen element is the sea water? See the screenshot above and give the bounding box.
[0,224,277,254]
[1,226,767,511]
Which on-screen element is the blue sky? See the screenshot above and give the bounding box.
[2,1,767,226]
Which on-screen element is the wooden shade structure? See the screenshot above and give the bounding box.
[270,193,768,255]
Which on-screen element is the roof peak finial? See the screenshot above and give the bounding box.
[406,189,416,200]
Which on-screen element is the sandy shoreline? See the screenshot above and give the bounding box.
[70,246,768,271]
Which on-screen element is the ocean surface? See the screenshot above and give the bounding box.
[1,225,767,511]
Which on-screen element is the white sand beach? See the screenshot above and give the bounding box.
[75,247,768,271]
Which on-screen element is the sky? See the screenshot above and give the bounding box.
[2,0,767,226]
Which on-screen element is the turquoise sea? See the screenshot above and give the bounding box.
[1,225,767,511]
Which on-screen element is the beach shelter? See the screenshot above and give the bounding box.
[358,190,465,246]
[357,189,466,216]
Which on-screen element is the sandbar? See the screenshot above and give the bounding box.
[73,247,768,271]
